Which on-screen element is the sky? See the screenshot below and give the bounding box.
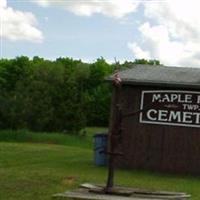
[1,0,200,67]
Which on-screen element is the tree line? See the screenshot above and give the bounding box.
[0,56,160,134]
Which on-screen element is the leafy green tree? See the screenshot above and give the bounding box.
[0,56,161,133]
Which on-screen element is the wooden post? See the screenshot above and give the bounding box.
[105,75,122,192]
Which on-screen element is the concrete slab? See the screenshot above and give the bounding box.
[52,188,190,200]
[53,190,159,200]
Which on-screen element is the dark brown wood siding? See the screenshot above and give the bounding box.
[111,85,200,174]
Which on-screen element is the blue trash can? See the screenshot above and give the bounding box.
[94,133,108,166]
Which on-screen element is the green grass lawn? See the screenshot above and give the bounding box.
[0,128,200,199]
[0,127,107,149]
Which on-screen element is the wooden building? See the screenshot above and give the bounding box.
[107,65,200,174]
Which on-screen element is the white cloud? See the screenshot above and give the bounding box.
[0,0,6,8]
[0,0,43,42]
[128,42,150,60]
[128,0,200,67]
[35,0,139,18]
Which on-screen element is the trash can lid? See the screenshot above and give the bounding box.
[94,133,108,137]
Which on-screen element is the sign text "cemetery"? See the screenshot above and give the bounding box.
[140,90,200,128]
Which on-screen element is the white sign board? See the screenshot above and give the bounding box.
[140,90,200,128]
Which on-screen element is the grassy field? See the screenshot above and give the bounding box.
[0,128,200,199]
[0,127,107,148]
